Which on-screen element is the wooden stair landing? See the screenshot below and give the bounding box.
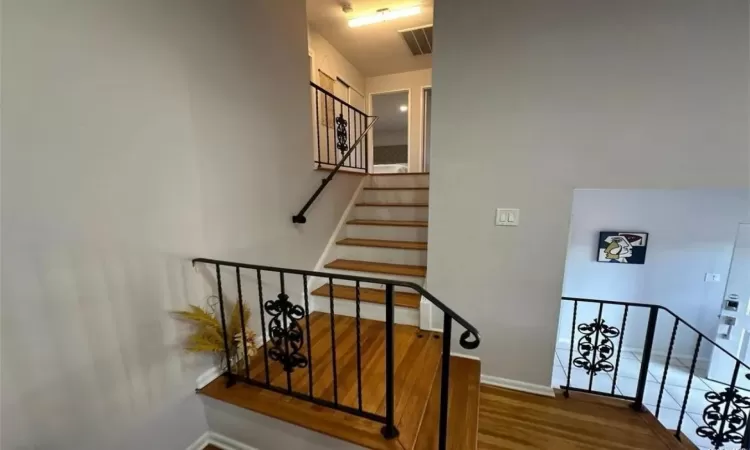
[200,312,443,450]
[312,283,421,309]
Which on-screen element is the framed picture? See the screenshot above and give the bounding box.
[597,232,649,264]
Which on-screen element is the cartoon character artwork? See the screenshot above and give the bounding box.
[597,232,648,264]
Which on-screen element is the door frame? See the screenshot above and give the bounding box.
[420,85,432,172]
[367,88,411,173]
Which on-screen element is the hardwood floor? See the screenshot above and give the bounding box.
[477,386,685,449]
[415,356,481,450]
[200,312,442,450]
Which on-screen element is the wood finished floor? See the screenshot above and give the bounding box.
[201,312,442,450]
[477,386,686,450]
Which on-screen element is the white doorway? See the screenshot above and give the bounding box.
[708,223,750,388]
[370,90,409,173]
[422,87,432,172]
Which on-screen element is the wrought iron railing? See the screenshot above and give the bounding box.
[293,82,377,224]
[560,297,750,449]
[192,258,480,449]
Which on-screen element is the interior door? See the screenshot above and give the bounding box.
[708,223,750,388]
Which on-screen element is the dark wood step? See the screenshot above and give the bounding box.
[324,259,427,278]
[311,283,421,309]
[337,238,427,251]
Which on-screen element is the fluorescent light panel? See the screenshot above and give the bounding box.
[348,6,421,28]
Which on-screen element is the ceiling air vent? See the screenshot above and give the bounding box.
[399,25,433,56]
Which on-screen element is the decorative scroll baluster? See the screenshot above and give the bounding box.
[573,317,621,378]
[264,291,308,374]
[697,362,750,448]
[336,112,348,154]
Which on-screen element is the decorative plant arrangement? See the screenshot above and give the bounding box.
[172,297,258,373]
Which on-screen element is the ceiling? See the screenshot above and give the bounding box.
[307,0,433,77]
[372,91,409,132]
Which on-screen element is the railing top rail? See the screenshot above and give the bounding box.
[193,257,480,348]
[562,296,750,371]
[310,81,370,118]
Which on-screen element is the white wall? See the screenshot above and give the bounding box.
[374,129,408,147]
[557,189,750,359]
[308,29,365,94]
[428,0,749,387]
[1,1,361,449]
[366,69,432,172]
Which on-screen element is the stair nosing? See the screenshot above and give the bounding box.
[355,202,429,207]
[310,283,420,309]
[363,187,429,191]
[336,238,427,251]
[324,259,427,278]
[346,219,428,228]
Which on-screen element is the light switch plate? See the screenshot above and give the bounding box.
[705,273,721,283]
[496,208,520,226]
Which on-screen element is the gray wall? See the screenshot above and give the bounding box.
[1,1,360,449]
[557,189,750,359]
[428,0,749,387]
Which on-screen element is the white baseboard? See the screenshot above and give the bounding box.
[197,366,222,390]
[557,338,709,363]
[480,375,556,397]
[450,352,481,361]
[186,431,260,450]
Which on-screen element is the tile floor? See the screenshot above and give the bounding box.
[553,347,747,450]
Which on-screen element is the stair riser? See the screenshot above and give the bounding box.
[367,174,429,188]
[333,245,427,266]
[352,206,429,222]
[360,190,429,204]
[345,224,428,241]
[311,297,419,326]
[315,269,424,293]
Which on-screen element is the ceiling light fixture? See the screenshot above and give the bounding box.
[399,105,408,112]
[348,6,421,28]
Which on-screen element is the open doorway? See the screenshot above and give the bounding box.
[422,87,432,172]
[370,90,409,173]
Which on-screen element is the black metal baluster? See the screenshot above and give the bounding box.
[236,267,250,380]
[565,300,577,397]
[632,306,658,411]
[315,90,321,167]
[216,264,234,387]
[328,277,339,405]
[381,284,399,439]
[352,108,358,169]
[324,93,331,165]
[364,117,369,173]
[588,303,604,392]
[280,273,292,393]
[360,113,365,170]
[355,281,363,412]
[676,335,702,440]
[303,275,314,399]
[349,106,354,168]
[437,314,452,450]
[655,317,679,417]
[257,269,270,386]
[612,305,629,395]
[719,361,742,447]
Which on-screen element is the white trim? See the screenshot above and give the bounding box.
[186,431,261,450]
[308,176,367,304]
[208,432,261,450]
[419,296,432,331]
[186,431,210,450]
[197,366,222,390]
[557,338,710,363]
[480,375,556,397]
[419,85,432,172]
[368,88,411,172]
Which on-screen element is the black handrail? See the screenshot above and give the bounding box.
[192,257,480,449]
[559,296,750,449]
[294,82,377,224]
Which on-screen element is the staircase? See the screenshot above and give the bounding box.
[193,173,482,449]
[312,172,430,326]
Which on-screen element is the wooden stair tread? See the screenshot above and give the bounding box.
[364,187,429,191]
[311,283,421,309]
[325,259,427,277]
[356,202,428,207]
[200,312,441,450]
[347,219,428,227]
[337,238,427,250]
[414,356,481,450]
